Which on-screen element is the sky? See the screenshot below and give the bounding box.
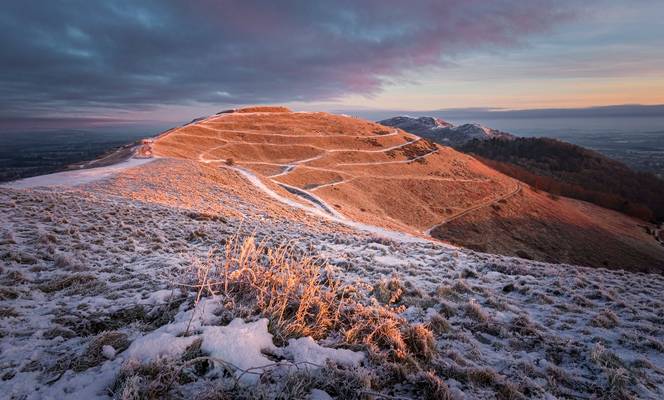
[1,0,663,128]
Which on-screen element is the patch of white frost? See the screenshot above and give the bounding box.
[374,255,408,267]
[2,157,154,189]
[141,288,182,305]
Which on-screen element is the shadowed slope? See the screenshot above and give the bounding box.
[432,186,664,273]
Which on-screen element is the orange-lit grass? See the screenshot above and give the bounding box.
[183,235,435,363]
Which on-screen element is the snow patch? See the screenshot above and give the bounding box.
[200,318,277,384]
[310,388,334,400]
[282,336,364,368]
[126,332,198,363]
[102,345,116,360]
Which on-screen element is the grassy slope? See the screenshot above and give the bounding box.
[154,109,664,271]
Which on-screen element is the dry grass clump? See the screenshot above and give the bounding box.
[184,235,437,363]
[0,286,19,300]
[437,300,457,318]
[546,365,571,387]
[184,236,342,342]
[436,285,458,300]
[465,300,489,323]
[343,304,410,361]
[110,357,182,399]
[408,370,454,400]
[4,250,38,265]
[38,273,103,295]
[590,343,633,399]
[53,252,81,270]
[461,268,478,279]
[403,324,437,362]
[193,361,371,400]
[453,279,472,294]
[38,230,57,244]
[0,230,16,245]
[590,343,623,370]
[185,211,226,223]
[275,362,372,400]
[572,294,594,307]
[590,309,620,329]
[510,315,540,337]
[372,275,403,305]
[427,313,451,335]
[1,270,27,285]
[43,326,77,340]
[113,355,370,400]
[444,365,501,388]
[438,359,527,397]
[436,280,473,302]
[74,331,130,372]
[0,306,19,318]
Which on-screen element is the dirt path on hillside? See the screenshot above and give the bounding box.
[194,124,401,138]
[159,112,509,242]
[424,183,523,235]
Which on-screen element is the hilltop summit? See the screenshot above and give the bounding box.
[217,106,293,114]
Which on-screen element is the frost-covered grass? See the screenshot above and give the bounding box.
[1,185,664,399]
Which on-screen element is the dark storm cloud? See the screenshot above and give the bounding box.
[0,0,574,117]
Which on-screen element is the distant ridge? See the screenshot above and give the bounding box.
[379,115,514,147]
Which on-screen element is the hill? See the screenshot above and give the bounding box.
[153,107,664,271]
[1,107,664,399]
[460,137,664,221]
[379,116,514,147]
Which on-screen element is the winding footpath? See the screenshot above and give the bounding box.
[187,114,518,243]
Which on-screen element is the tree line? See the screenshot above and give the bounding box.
[460,137,664,222]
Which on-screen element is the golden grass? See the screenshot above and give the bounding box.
[183,235,436,363]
